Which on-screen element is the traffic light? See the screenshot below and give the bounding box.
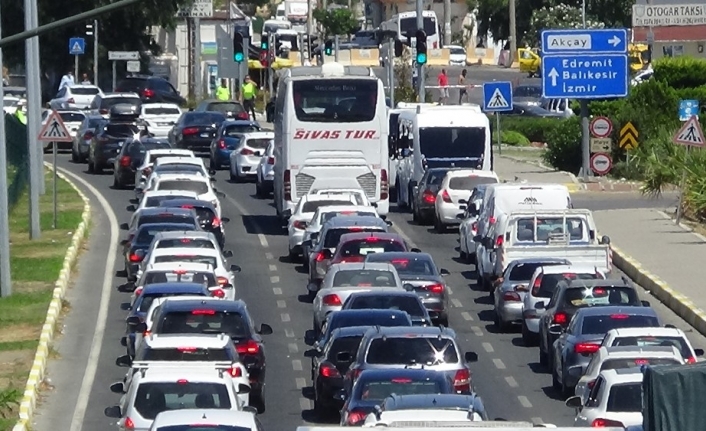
[415,29,427,65]
[394,39,404,57]
[324,39,333,56]
[261,39,268,50]
[233,32,245,62]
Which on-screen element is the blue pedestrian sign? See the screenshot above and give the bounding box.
[541,29,628,55]
[679,99,699,122]
[69,38,85,55]
[482,81,513,112]
[542,55,628,99]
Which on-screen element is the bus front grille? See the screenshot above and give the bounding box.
[295,173,315,196]
[356,173,377,198]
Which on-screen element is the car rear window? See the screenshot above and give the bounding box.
[358,379,442,401]
[245,138,271,149]
[155,164,203,175]
[533,272,600,298]
[347,295,425,318]
[155,255,218,269]
[157,427,249,431]
[133,382,231,420]
[509,262,561,282]
[224,125,261,136]
[328,336,363,362]
[332,270,396,287]
[515,217,586,242]
[324,228,384,248]
[115,79,147,92]
[448,176,498,190]
[144,106,181,116]
[207,102,245,114]
[140,347,231,361]
[600,357,681,371]
[322,211,376,223]
[606,383,642,412]
[136,224,196,244]
[142,271,216,287]
[366,337,459,365]
[128,141,171,158]
[138,214,196,227]
[303,200,353,213]
[138,291,209,312]
[157,180,209,195]
[611,336,692,359]
[104,124,140,137]
[376,257,435,276]
[340,239,405,257]
[563,286,639,309]
[145,195,195,207]
[184,112,226,125]
[59,112,85,122]
[158,310,249,338]
[102,97,141,109]
[157,238,215,249]
[581,314,660,335]
[328,313,411,333]
[71,87,100,95]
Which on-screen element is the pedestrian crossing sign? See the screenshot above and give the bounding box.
[673,116,705,147]
[482,82,513,112]
[38,110,73,143]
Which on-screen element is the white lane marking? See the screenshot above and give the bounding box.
[470,326,483,336]
[295,377,307,389]
[270,275,280,284]
[64,168,119,431]
[451,298,463,308]
[300,398,312,410]
[292,359,303,371]
[518,396,533,408]
[265,252,274,260]
[269,264,277,272]
[461,312,474,321]
[288,343,299,353]
[285,329,295,338]
[221,193,269,249]
[447,287,453,295]
[482,342,494,353]
[281,313,291,322]
[273,287,283,295]
[493,358,506,370]
[505,376,519,388]
[389,221,418,249]
[531,417,544,425]
[258,234,269,248]
[277,300,287,308]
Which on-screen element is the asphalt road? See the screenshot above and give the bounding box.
[32,152,701,430]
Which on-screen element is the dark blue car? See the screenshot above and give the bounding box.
[209,120,261,170]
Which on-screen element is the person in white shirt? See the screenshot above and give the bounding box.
[80,73,91,84]
[58,70,74,91]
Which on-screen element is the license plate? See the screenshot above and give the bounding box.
[200,133,210,138]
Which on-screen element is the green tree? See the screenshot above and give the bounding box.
[313,8,358,37]
[523,4,605,46]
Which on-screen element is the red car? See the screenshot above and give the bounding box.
[330,232,419,265]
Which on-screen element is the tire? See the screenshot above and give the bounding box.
[229,170,236,182]
[552,364,561,390]
[459,247,468,262]
[434,216,446,233]
[522,322,538,346]
[412,203,419,223]
[494,311,508,332]
[406,185,415,213]
[256,182,266,198]
[561,366,572,398]
[288,247,299,263]
[87,159,95,173]
[209,158,217,171]
[539,345,548,367]
[113,176,122,189]
[94,163,103,174]
[71,149,78,163]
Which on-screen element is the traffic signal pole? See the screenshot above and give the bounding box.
[415,0,425,102]
[388,38,395,108]
[334,35,339,62]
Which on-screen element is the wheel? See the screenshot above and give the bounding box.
[561,365,572,398]
[256,181,266,198]
[459,247,468,262]
[434,216,446,233]
[87,159,95,173]
[406,185,415,213]
[522,322,538,346]
[288,247,299,263]
[539,344,548,367]
[438,313,449,327]
[94,163,103,174]
[113,175,122,189]
[412,203,419,223]
[71,148,78,163]
[254,389,266,414]
[313,316,321,337]
[494,311,508,332]
[552,363,561,390]
[209,158,217,171]
[229,170,236,182]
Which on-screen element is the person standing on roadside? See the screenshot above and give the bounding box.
[80,73,92,84]
[216,79,230,101]
[241,75,258,120]
[58,70,74,91]
[458,69,468,104]
[437,69,449,104]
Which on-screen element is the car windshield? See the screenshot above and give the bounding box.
[58,112,85,122]
[154,255,218,269]
[611,336,692,359]
[327,336,363,362]
[563,286,639,309]
[375,257,435,276]
[347,295,425,318]
[332,270,397,287]
[366,337,459,365]
[183,112,226,125]
[137,291,209,312]
[135,224,195,245]
[142,271,216,287]
[534,272,599,298]
[450,47,465,55]
[515,217,586,242]
[340,239,405,257]
[358,379,442,401]
[425,169,452,186]
[509,262,562,282]
[71,87,100,95]
[245,138,271,149]
[133,382,231,420]
[144,106,181,116]
[419,127,485,159]
[600,357,681,371]
[157,238,214,249]
[606,383,642,413]
[159,310,249,338]
[327,313,411,335]
[448,176,497,190]
[292,79,377,123]
[322,211,375,224]
[145,195,195,207]
[324,228,384,248]
[157,180,209,194]
[302,200,353,214]
[224,125,261,136]
[155,164,204,175]
[207,103,245,114]
[140,347,231,361]
[581,314,660,334]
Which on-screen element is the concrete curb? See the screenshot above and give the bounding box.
[12,165,92,431]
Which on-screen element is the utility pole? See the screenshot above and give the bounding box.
[194,17,202,101]
[306,0,312,62]
[334,34,339,62]
[443,0,451,46]
[30,0,44,197]
[416,0,425,102]
[24,0,41,239]
[187,18,194,99]
[387,38,395,108]
[508,0,516,67]
[0,11,12,296]
[86,20,98,84]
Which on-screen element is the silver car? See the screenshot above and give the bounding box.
[312,262,403,334]
[229,131,274,180]
[302,205,380,263]
[255,141,275,197]
[72,114,105,163]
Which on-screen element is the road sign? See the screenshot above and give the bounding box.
[482,81,513,112]
[590,153,613,175]
[38,111,72,143]
[589,116,613,138]
[590,138,612,153]
[69,37,85,55]
[679,99,699,122]
[541,54,628,99]
[541,29,628,55]
[177,0,213,17]
[108,51,139,61]
[673,116,705,147]
[126,61,141,73]
[619,122,639,150]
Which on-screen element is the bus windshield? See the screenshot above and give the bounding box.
[292,80,378,123]
[419,127,485,159]
[400,16,437,36]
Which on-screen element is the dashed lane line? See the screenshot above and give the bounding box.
[265,252,274,260]
[461,312,474,321]
[269,264,277,272]
[281,313,291,322]
[292,360,303,371]
[277,300,287,308]
[447,287,453,294]
[258,234,269,248]
[285,329,295,338]
[300,398,312,410]
[518,396,533,408]
[270,275,280,284]
[470,326,484,337]
[482,342,494,353]
[505,376,519,388]
[531,417,544,425]
[295,377,307,389]
[288,343,299,353]
[493,358,506,370]
[451,298,463,308]
[273,287,283,295]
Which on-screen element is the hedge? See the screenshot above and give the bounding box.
[653,57,706,89]
[499,117,564,144]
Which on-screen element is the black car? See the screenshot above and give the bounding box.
[340,368,456,426]
[122,206,201,244]
[503,102,565,118]
[310,309,413,348]
[88,105,141,174]
[194,99,249,120]
[159,199,228,249]
[122,222,198,281]
[309,326,368,415]
[113,136,171,189]
[412,167,456,224]
[89,93,142,117]
[132,298,273,413]
[342,291,433,326]
[169,111,226,154]
[115,75,186,106]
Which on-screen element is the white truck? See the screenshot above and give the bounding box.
[285,0,308,30]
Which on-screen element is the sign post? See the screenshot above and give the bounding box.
[37,110,72,229]
[540,28,629,180]
[481,82,513,158]
[69,37,86,78]
[619,122,639,167]
[673,116,705,225]
[108,51,139,90]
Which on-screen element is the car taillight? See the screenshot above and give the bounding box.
[495,235,504,247]
[124,417,135,430]
[427,283,444,293]
[315,252,327,262]
[211,288,225,298]
[284,169,291,201]
[217,276,229,286]
[182,127,199,136]
[240,148,254,156]
[211,217,222,228]
[433,41,438,49]
[83,131,93,140]
[142,89,155,98]
[218,139,226,149]
[531,275,543,296]
[686,356,697,364]
[293,220,307,230]
[422,189,436,204]
[591,418,624,427]
[610,314,629,319]
[574,342,600,354]
[267,156,275,165]
[142,330,150,337]
[237,112,249,120]
[229,366,242,377]
[322,294,342,306]
[503,291,521,301]
[99,108,108,115]
[134,287,143,297]
[347,409,367,426]
[236,340,260,355]
[489,216,496,224]
[128,253,143,262]
[380,169,388,200]
[120,156,131,167]
[471,221,478,232]
[441,189,452,203]
[553,311,568,325]
[339,256,365,264]
[320,363,340,378]
[453,368,471,392]
[587,379,596,389]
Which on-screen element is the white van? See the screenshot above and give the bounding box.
[472,183,572,289]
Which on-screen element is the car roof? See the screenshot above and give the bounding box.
[101,92,140,98]
[221,120,257,128]
[142,190,199,199]
[155,156,202,165]
[348,290,418,299]
[576,306,658,318]
[329,262,397,272]
[141,283,209,294]
[510,257,569,266]
[338,232,403,243]
[603,345,683,357]
[366,252,434,262]
[139,367,229,382]
[139,207,195,216]
[323,215,387,228]
[144,333,230,348]
[606,327,685,337]
[316,205,376,214]
[153,230,216,240]
[155,173,210,182]
[302,194,354,203]
[55,109,85,115]
[142,103,180,109]
[152,409,255,427]
[161,298,246,313]
[365,325,457,338]
[599,367,645,384]
[146,262,214,272]
[538,264,602,274]
[240,131,274,139]
[147,149,194,156]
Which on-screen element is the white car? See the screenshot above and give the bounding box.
[142,157,210,193]
[434,170,499,232]
[149,173,221,217]
[447,45,467,66]
[574,345,683,404]
[127,190,200,227]
[302,205,380,261]
[229,131,275,181]
[457,185,488,262]
[286,194,358,259]
[312,262,403,333]
[3,96,19,114]
[255,140,275,198]
[599,326,704,363]
[310,187,373,208]
[150,409,258,431]
[566,368,643,428]
[134,149,196,193]
[137,246,241,300]
[362,394,488,426]
[41,109,86,151]
[49,84,102,110]
[141,103,182,137]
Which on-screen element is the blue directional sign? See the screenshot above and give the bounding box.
[69,37,85,55]
[541,29,628,55]
[679,99,699,121]
[541,54,628,99]
[482,81,513,112]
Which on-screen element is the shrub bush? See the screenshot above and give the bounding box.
[542,116,582,173]
[492,130,530,146]
[500,117,564,143]
[653,57,706,89]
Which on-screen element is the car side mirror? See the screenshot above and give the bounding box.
[120,222,130,230]
[230,264,242,273]
[403,283,415,292]
[282,209,292,219]
[120,336,128,347]
[469,203,478,214]
[337,351,352,363]
[304,330,317,346]
[641,300,650,307]
[209,169,217,176]
[410,248,421,253]
[301,240,312,248]
[126,316,141,326]
[385,220,393,227]
[134,322,147,333]
[439,268,450,276]
[125,205,136,212]
[535,301,545,309]
[109,382,125,394]
[104,406,122,418]
[223,250,234,258]
[565,396,582,409]
[304,348,322,358]
[127,274,137,283]
[599,235,611,245]
[258,323,273,335]
[210,177,217,182]
[548,324,563,336]
[459,205,467,211]
[695,348,705,357]
[216,191,226,198]
[221,217,230,223]
[237,383,251,394]
[243,406,258,414]
[115,354,132,367]
[371,202,378,208]
[310,232,319,241]
[465,352,478,363]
